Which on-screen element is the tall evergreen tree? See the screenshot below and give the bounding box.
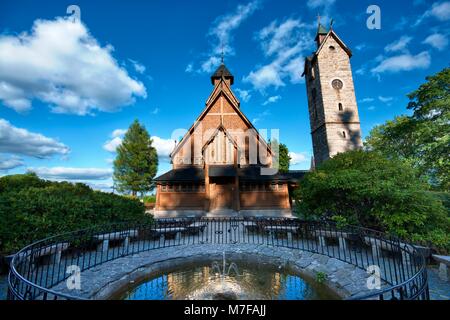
[271,139,291,173]
[113,120,158,196]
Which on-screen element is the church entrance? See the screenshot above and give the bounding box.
[210,178,234,210]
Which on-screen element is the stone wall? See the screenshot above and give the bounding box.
[305,32,363,165]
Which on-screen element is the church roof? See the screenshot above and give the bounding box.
[155,165,307,183]
[316,23,328,36]
[211,63,234,85]
[154,166,204,182]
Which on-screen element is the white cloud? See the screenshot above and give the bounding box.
[201,56,221,73]
[195,1,261,73]
[111,129,126,138]
[415,1,450,26]
[372,51,431,74]
[103,129,175,162]
[29,167,113,180]
[306,0,336,9]
[0,17,146,115]
[103,136,123,152]
[289,152,308,165]
[151,107,159,115]
[152,136,176,161]
[185,63,194,73]
[427,1,450,21]
[235,88,252,102]
[0,155,24,170]
[359,98,375,103]
[128,59,146,74]
[384,36,413,53]
[367,106,376,111]
[252,110,270,124]
[0,119,69,158]
[423,33,449,51]
[262,95,281,106]
[244,63,285,91]
[378,96,394,104]
[244,18,311,91]
[355,43,367,51]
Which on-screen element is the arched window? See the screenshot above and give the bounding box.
[342,131,347,139]
[338,103,343,111]
[329,45,335,51]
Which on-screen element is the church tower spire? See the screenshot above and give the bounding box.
[303,24,363,166]
[211,63,234,86]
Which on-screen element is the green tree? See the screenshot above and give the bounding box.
[113,120,158,196]
[271,139,291,173]
[294,150,449,252]
[365,67,450,190]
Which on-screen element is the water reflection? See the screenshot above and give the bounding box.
[119,259,338,300]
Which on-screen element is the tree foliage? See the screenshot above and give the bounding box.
[365,67,450,191]
[271,139,291,173]
[113,120,158,196]
[0,173,151,254]
[294,151,449,252]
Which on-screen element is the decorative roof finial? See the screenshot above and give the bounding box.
[317,13,321,25]
[220,43,224,64]
[330,18,334,29]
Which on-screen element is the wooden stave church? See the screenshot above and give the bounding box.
[153,63,305,218]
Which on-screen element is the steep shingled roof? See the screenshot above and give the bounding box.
[211,63,234,85]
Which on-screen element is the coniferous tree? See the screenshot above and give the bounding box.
[113,120,158,196]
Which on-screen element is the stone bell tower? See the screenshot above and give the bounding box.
[303,23,362,166]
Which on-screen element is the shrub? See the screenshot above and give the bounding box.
[0,174,152,254]
[143,195,156,204]
[294,151,450,253]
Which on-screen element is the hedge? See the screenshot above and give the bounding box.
[0,173,152,254]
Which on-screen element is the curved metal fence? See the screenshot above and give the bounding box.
[7,217,429,300]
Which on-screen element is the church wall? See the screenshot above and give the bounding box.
[239,183,290,209]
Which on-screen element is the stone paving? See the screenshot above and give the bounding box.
[0,275,7,300]
[427,266,450,300]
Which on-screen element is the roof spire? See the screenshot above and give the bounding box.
[220,43,224,64]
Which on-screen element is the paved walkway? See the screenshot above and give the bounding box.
[427,266,450,300]
[0,275,7,300]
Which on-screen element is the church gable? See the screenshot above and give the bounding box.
[171,64,273,168]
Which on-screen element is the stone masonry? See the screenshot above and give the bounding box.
[305,26,363,165]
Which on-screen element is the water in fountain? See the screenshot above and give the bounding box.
[189,252,244,300]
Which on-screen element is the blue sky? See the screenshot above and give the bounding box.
[0,0,449,192]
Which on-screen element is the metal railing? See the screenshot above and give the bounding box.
[7,217,429,300]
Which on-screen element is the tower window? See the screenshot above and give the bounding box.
[329,45,335,51]
[342,131,347,139]
[338,103,343,111]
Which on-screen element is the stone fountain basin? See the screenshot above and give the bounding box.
[46,243,376,300]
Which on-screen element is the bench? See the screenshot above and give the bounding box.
[94,230,138,253]
[242,221,260,233]
[151,227,187,241]
[13,243,70,265]
[314,230,353,251]
[264,226,299,242]
[432,255,450,282]
[185,222,207,235]
[364,237,415,264]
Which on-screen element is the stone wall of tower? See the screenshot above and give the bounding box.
[305,33,363,165]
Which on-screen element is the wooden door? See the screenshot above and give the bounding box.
[213,182,233,209]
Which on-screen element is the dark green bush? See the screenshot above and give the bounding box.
[294,151,450,253]
[0,173,152,254]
